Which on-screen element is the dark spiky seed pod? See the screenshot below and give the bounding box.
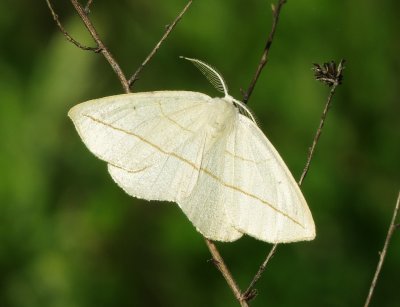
[312,59,345,87]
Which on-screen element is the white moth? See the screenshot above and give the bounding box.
[68,57,315,243]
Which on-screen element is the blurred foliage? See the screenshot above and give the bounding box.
[0,0,399,306]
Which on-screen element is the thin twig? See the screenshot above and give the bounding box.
[46,0,100,52]
[298,81,339,186]
[242,244,278,301]
[204,239,249,307]
[128,0,193,87]
[243,62,344,302]
[364,191,400,307]
[299,59,345,185]
[69,0,130,93]
[243,0,287,104]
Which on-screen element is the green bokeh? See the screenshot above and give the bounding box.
[0,1,399,306]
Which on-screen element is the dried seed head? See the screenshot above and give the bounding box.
[313,59,345,87]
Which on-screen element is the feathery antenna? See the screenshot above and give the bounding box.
[180,56,229,96]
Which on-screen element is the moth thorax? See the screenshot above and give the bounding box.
[208,98,235,138]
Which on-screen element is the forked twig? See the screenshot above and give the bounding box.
[69,0,130,93]
[129,0,193,87]
[47,0,192,92]
[243,0,287,104]
[47,0,129,92]
[364,192,400,307]
[46,0,99,52]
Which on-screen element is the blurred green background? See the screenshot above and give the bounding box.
[0,0,399,306]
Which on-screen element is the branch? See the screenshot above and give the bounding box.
[243,60,345,302]
[46,0,100,52]
[243,0,287,104]
[204,239,249,307]
[364,191,400,307]
[69,0,130,93]
[129,0,193,87]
